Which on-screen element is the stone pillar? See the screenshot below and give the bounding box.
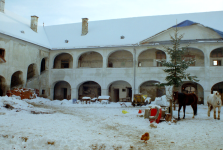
[165,53,171,62]
[101,89,108,95]
[49,88,54,100]
[102,54,107,68]
[133,47,136,97]
[71,88,78,99]
[45,58,49,70]
[204,90,211,105]
[204,48,211,106]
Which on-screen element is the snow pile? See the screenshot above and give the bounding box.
[98,96,110,99]
[154,95,169,107]
[82,97,91,99]
[0,96,34,110]
[1,96,223,149]
[145,97,151,103]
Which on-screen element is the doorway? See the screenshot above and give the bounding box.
[127,88,132,100]
[63,88,67,99]
[114,89,119,102]
[0,89,3,96]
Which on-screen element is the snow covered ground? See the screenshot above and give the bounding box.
[0,96,223,150]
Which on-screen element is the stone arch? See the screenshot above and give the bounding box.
[180,81,204,104]
[53,81,71,100]
[53,53,73,69]
[139,80,165,101]
[27,63,38,80]
[183,47,204,66]
[11,71,23,89]
[107,80,132,102]
[138,49,166,67]
[210,47,223,66]
[107,50,133,68]
[78,81,101,99]
[0,76,6,96]
[77,51,103,68]
[211,81,223,104]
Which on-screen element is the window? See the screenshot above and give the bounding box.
[41,58,46,73]
[156,50,166,67]
[61,60,69,68]
[213,60,221,66]
[0,49,4,57]
[108,62,113,68]
[0,49,6,63]
[185,86,196,93]
[42,90,45,94]
[156,51,166,59]
[211,49,223,57]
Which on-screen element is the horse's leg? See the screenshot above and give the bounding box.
[183,105,186,119]
[178,105,182,120]
[214,107,216,119]
[218,106,221,120]
[192,105,195,118]
[207,103,210,117]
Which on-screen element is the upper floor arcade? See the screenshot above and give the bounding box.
[49,45,223,70]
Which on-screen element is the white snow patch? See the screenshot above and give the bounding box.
[0,96,223,149]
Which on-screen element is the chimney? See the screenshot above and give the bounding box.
[82,18,88,36]
[0,0,5,13]
[30,16,39,32]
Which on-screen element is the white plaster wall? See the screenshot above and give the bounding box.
[1,30,223,105]
[0,34,50,92]
[148,25,221,42]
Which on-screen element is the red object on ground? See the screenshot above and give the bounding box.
[6,88,37,100]
[150,108,162,124]
[138,109,142,113]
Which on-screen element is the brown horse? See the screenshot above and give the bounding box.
[173,91,198,120]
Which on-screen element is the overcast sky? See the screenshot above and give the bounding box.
[5,0,223,26]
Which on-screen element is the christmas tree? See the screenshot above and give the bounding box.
[159,25,199,116]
